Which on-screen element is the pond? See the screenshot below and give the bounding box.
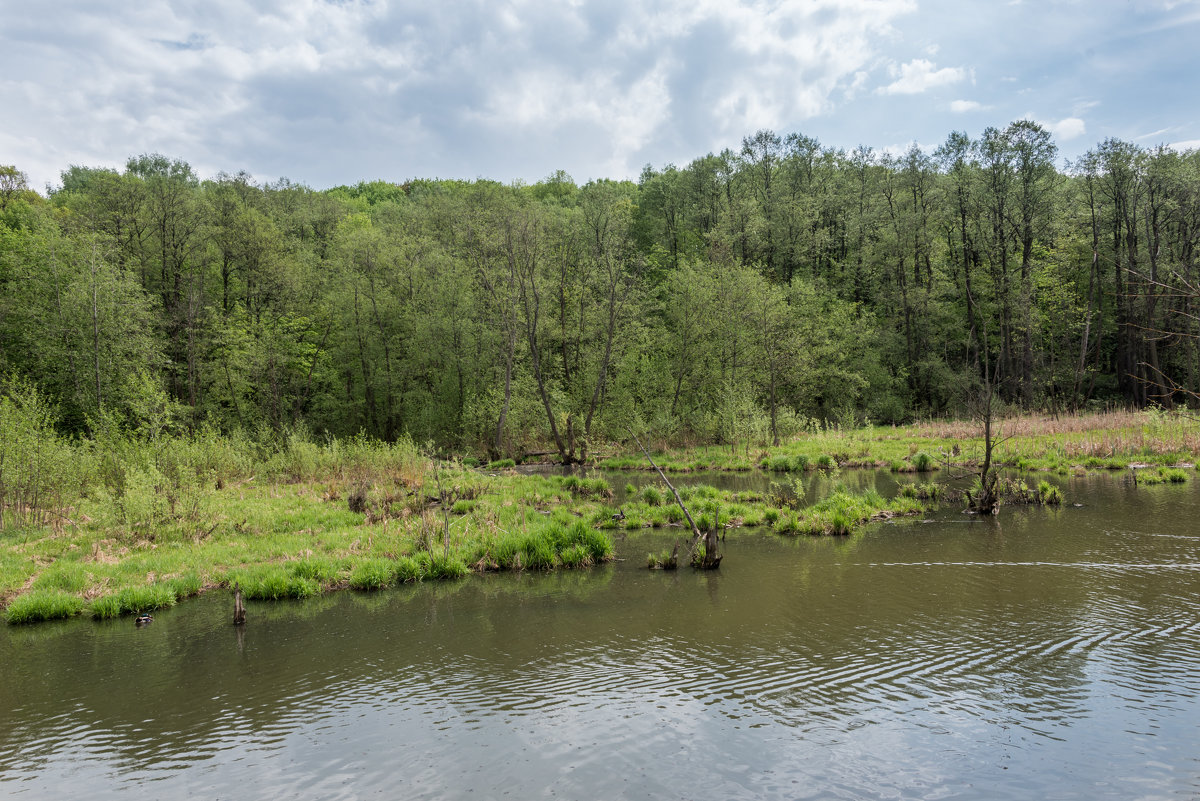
[3,471,1199,799]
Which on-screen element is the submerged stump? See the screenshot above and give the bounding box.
[233,589,246,626]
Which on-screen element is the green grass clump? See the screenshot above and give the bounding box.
[393,556,423,582]
[1138,467,1190,485]
[559,543,590,569]
[6,590,85,624]
[422,552,470,580]
[815,454,837,469]
[167,573,204,599]
[349,559,395,590]
[647,549,677,569]
[1037,481,1063,505]
[451,499,477,514]
[232,567,321,600]
[900,482,945,501]
[521,532,559,570]
[91,584,178,619]
[912,452,935,472]
[289,557,342,584]
[773,513,799,535]
[641,485,664,506]
[486,458,517,469]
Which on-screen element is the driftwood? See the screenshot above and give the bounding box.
[629,430,721,569]
[233,588,246,626]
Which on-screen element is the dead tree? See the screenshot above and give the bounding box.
[630,430,721,569]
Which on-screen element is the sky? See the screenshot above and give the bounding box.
[2,0,1199,191]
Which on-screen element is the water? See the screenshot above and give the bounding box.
[3,472,1200,800]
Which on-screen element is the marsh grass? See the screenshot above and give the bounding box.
[1137,467,1190,485]
[600,411,1198,476]
[5,590,85,624]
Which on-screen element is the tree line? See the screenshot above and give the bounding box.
[1,121,1197,460]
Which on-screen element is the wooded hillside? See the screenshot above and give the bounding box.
[1,122,1197,459]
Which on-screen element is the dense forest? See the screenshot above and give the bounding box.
[1,121,1198,461]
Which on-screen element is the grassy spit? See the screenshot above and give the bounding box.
[0,431,627,625]
[1,427,937,625]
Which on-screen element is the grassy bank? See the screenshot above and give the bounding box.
[599,410,1200,474]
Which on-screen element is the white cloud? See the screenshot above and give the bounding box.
[1,0,922,188]
[878,58,967,95]
[1169,139,1200,151]
[949,99,986,113]
[1044,116,1087,141]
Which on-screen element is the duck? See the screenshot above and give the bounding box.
[135,613,153,627]
[611,510,626,522]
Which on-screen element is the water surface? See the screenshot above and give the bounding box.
[3,472,1199,800]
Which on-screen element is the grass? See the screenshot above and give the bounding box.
[5,590,85,625]
[599,410,1200,475]
[1137,466,1191,485]
[1,436,620,625]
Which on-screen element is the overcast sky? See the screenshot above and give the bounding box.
[3,0,1199,191]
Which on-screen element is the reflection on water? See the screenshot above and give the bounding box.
[3,472,1200,800]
